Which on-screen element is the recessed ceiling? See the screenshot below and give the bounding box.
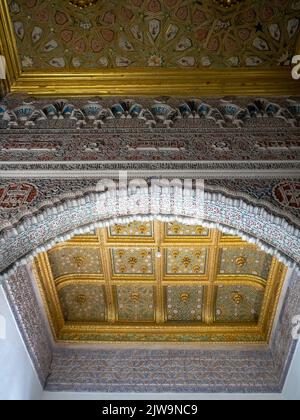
[8,0,300,70]
[0,0,299,95]
[34,220,286,344]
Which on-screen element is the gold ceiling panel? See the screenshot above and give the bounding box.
[218,246,272,280]
[164,222,211,241]
[0,0,299,96]
[111,248,155,278]
[114,285,156,323]
[165,285,204,323]
[33,221,287,344]
[108,221,154,240]
[165,247,208,277]
[48,245,103,279]
[58,283,107,323]
[214,284,264,324]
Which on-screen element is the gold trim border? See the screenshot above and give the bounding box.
[7,67,300,98]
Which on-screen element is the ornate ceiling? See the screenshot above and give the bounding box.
[0,0,299,95]
[34,221,286,344]
[7,0,300,70]
[0,0,298,396]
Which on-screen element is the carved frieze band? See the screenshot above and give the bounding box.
[0,97,299,130]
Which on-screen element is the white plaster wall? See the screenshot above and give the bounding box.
[0,286,43,400]
[283,341,300,400]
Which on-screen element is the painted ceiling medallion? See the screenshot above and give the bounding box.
[75,294,87,305]
[236,256,247,267]
[232,292,243,305]
[73,256,85,268]
[69,0,98,8]
[130,292,140,302]
[180,293,190,302]
[214,0,243,7]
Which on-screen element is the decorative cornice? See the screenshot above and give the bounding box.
[0,97,299,130]
[0,164,299,179]
[1,97,298,173]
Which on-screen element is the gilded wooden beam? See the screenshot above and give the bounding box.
[6,67,300,97]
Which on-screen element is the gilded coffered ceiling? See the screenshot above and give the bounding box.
[34,221,286,344]
[0,0,300,95]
